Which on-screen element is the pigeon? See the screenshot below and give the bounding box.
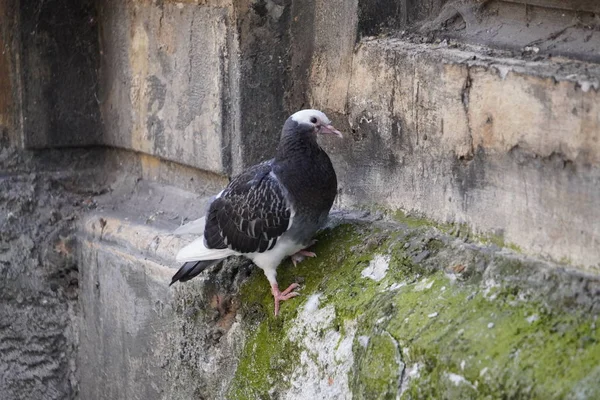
[170,109,342,315]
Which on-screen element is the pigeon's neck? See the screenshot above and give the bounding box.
[274,130,321,163]
[273,130,337,215]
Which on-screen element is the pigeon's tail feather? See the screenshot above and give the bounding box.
[170,260,220,286]
[176,236,236,263]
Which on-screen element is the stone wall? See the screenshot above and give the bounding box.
[18,0,102,147]
[74,173,600,399]
[90,0,600,270]
[97,0,302,175]
[0,0,19,147]
[0,149,104,400]
[1,0,600,399]
[9,0,598,269]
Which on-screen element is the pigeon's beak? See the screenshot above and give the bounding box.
[319,124,343,138]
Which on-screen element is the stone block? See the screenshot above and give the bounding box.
[99,0,232,174]
[310,38,600,271]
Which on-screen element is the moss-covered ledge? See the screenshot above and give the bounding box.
[171,211,600,399]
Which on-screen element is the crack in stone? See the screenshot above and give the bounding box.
[460,67,474,161]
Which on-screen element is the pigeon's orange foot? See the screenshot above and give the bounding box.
[271,283,300,316]
[291,250,317,266]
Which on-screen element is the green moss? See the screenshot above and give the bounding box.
[351,332,401,400]
[392,209,452,232]
[391,207,523,253]
[477,231,523,253]
[229,318,302,399]
[228,224,362,398]
[354,270,600,399]
[227,221,600,399]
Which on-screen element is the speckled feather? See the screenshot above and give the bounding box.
[202,118,337,255]
[171,110,339,288]
[204,161,291,254]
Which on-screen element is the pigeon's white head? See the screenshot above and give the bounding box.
[290,109,343,138]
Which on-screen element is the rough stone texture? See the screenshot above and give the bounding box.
[75,163,246,399]
[10,0,598,269]
[2,0,600,399]
[0,0,20,147]
[97,0,299,176]
[0,149,106,400]
[70,169,600,399]
[1,144,598,399]
[98,0,233,174]
[282,0,600,271]
[77,240,172,399]
[235,0,296,172]
[310,35,600,271]
[18,0,102,148]
[229,214,600,399]
[5,0,599,270]
[357,0,447,37]
[422,0,600,63]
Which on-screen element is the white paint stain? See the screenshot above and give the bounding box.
[496,65,511,80]
[387,282,406,291]
[578,79,599,93]
[400,362,424,395]
[482,279,501,300]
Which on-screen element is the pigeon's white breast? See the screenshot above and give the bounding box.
[248,235,304,271]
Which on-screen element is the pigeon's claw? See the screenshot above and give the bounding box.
[280,282,300,296]
[271,283,300,316]
[291,250,317,266]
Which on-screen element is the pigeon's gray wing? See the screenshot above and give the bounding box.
[204,161,292,254]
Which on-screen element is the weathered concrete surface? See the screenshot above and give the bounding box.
[1,145,598,399]
[309,35,600,271]
[3,1,600,399]
[95,0,600,271]
[77,216,249,400]
[235,0,298,172]
[72,170,600,399]
[97,0,297,175]
[98,0,234,174]
[231,215,600,399]
[9,0,598,270]
[0,148,108,400]
[357,0,448,37]
[0,0,20,147]
[18,0,102,148]
[422,0,600,63]
[77,239,173,399]
[75,165,246,399]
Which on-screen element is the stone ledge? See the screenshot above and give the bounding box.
[80,214,185,268]
[74,190,600,399]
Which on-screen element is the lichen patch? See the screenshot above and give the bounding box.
[361,254,390,282]
[285,304,357,399]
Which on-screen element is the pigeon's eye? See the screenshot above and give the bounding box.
[310,117,318,124]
